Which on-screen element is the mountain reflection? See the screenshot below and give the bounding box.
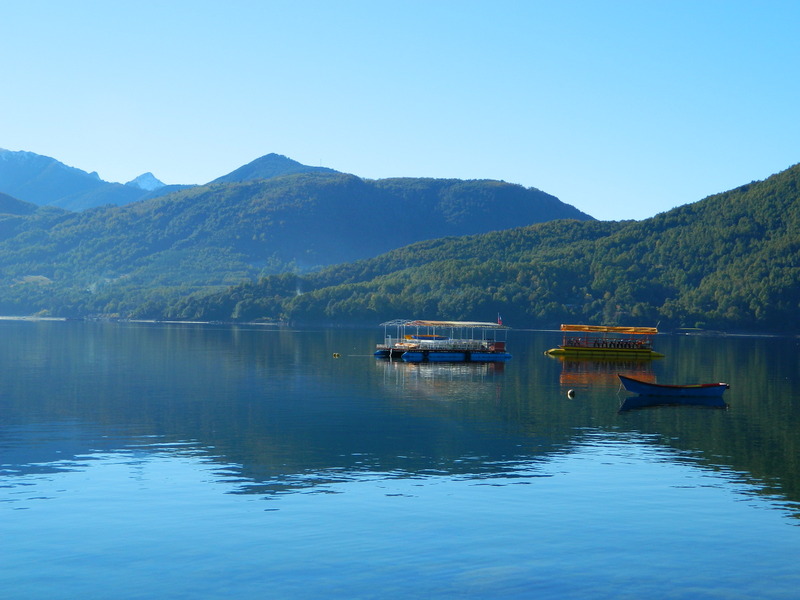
[1,322,799,516]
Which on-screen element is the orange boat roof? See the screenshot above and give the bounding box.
[561,324,658,335]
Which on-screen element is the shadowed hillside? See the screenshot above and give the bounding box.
[169,163,800,333]
[0,169,589,317]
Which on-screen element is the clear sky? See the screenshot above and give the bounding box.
[1,0,798,220]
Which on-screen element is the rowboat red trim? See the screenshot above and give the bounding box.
[618,374,729,397]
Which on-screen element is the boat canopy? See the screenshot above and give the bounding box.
[380,319,508,330]
[560,324,658,335]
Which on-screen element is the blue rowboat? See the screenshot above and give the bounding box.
[618,374,729,398]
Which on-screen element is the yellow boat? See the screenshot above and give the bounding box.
[545,324,664,358]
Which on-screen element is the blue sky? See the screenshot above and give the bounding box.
[1,0,798,220]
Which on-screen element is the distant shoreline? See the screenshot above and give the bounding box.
[0,315,283,327]
[0,315,793,337]
[0,315,67,321]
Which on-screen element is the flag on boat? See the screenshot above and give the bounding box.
[497,313,503,326]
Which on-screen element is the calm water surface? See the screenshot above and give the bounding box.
[2,321,800,599]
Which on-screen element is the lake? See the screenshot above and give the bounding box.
[2,320,799,599]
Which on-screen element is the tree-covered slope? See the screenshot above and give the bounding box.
[0,192,38,216]
[0,171,588,317]
[173,163,800,332]
[210,153,338,184]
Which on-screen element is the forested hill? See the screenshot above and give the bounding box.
[210,153,338,183]
[0,192,37,216]
[0,171,588,317]
[169,163,800,333]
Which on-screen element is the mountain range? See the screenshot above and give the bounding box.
[0,149,591,318]
[0,149,161,210]
[0,149,342,211]
[168,162,800,333]
[2,147,798,333]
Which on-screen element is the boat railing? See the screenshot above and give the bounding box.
[563,336,653,350]
[377,337,492,351]
[428,338,489,350]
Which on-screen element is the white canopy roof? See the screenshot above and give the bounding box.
[380,319,508,329]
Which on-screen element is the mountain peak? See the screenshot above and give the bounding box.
[210,153,338,185]
[0,149,152,210]
[126,172,165,191]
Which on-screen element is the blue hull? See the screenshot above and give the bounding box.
[470,352,512,362]
[423,352,467,362]
[618,374,729,398]
[402,352,465,362]
[401,350,512,363]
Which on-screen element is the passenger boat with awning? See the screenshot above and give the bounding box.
[545,324,664,358]
[374,319,511,362]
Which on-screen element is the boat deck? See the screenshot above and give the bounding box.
[545,323,663,359]
[546,346,664,358]
[375,319,511,363]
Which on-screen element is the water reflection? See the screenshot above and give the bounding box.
[5,323,800,600]
[548,356,655,388]
[376,359,505,401]
[1,322,800,516]
[619,395,729,412]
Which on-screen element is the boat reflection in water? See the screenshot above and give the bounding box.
[619,394,729,412]
[376,359,505,402]
[547,355,656,389]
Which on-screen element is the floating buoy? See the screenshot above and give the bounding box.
[333,353,341,358]
[567,389,575,398]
